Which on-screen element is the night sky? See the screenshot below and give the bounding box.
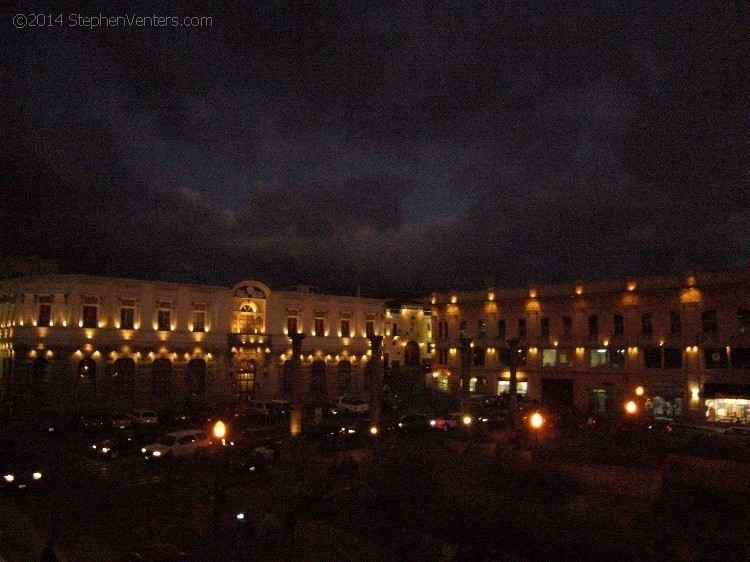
[1,2,748,298]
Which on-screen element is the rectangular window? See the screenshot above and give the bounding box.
[287,315,298,335]
[473,347,485,366]
[588,315,598,338]
[542,348,556,367]
[738,309,750,334]
[120,299,135,330]
[37,295,52,327]
[82,297,98,328]
[590,348,624,367]
[478,319,486,339]
[157,302,171,331]
[641,313,653,337]
[518,318,526,338]
[438,348,448,365]
[557,348,573,367]
[541,317,550,338]
[191,304,206,332]
[365,314,375,337]
[340,318,350,337]
[702,310,718,333]
[563,316,573,338]
[498,319,506,340]
[614,314,624,336]
[664,348,683,369]
[670,311,682,335]
[497,380,528,396]
[705,347,728,368]
[314,316,325,337]
[459,320,467,339]
[644,347,662,368]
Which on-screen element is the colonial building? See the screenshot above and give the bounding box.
[0,274,386,418]
[429,270,750,422]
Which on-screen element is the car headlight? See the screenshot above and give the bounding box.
[4,474,14,482]
[430,420,436,426]
[152,450,161,457]
[141,447,147,453]
[101,447,110,454]
[33,472,42,480]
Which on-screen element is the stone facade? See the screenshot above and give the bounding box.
[429,270,750,421]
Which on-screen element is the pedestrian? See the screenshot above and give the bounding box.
[280,508,297,553]
[260,507,278,551]
[40,539,60,562]
[234,510,255,562]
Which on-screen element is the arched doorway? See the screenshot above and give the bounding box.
[337,360,351,393]
[311,360,326,396]
[187,358,206,395]
[236,359,256,401]
[151,358,172,397]
[77,357,97,389]
[404,341,420,366]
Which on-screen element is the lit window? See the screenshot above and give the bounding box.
[120,299,135,330]
[157,302,171,331]
[82,297,99,328]
[37,295,52,327]
[192,304,206,332]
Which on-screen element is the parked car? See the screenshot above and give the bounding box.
[430,412,462,431]
[130,409,159,426]
[1,438,43,494]
[248,399,290,419]
[36,409,64,434]
[335,396,370,415]
[73,413,110,433]
[90,431,140,460]
[396,413,431,433]
[110,412,132,430]
[253,440,282,462]
[142,429,210,461]
[122,542,189,561]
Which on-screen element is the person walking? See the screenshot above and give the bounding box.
[280,508,297,555]
[40,539,60,562]
[260,507,278,551]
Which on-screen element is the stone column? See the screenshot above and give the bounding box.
[459,337,472,419]
[368,335,384,429]
[507,337,520,432]
[289,331,306,437]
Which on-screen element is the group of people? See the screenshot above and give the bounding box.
[233,507,297,561]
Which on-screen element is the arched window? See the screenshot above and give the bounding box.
[238,302,262,334]
[337,360,351,393]
[151,358,171,397]
[77,357,97,387]
[187,358,206,395]
[311,360,326,395]
[112,358,135,395]
[404,341,420,366]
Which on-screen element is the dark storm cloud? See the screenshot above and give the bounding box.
[1,1,748,297]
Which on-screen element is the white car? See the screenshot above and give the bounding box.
[335,396,370,414]
[130,409,159,426]
[141,429,210,461]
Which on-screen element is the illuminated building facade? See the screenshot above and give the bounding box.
[0,274,385,417]
[430,270,750,422]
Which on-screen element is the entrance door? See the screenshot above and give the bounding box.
[541,378,574,407]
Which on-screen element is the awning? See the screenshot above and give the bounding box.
[703,383,750,399]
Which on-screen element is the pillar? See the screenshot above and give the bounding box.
[289,331,305,437]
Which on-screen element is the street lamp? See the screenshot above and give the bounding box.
[625,400,638,415]
[529,411,544,452]
[211,420,228,541]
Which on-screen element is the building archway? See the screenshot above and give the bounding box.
[337,360,351,393]
[404,341,420,366]
[311,360,326,396]
[77,357,97,388]
[236,358,256,401]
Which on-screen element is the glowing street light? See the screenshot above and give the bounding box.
[529,411,544,453]
[625,400,638,415]
[213,420,226,440]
